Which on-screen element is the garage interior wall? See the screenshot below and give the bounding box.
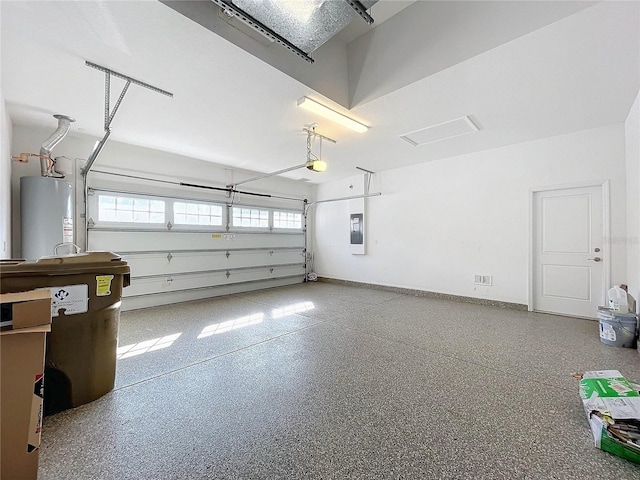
[1,91,11,259]
[313,122,632,307]
[10,124,315,309]
[9,117,639,311]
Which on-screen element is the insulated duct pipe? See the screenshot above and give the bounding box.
[40,114,75,176]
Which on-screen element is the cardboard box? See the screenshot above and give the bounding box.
[579,370,640,464]
[1,291,52,480]
[0,290,52,330]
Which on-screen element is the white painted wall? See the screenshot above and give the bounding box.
[0,91,12,259]
[10,117,633,309]
[313,124,627,306]
[11,125,315,258]
[347,1,597,106]
[625,91,640,312]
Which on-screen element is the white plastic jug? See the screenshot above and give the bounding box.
[608,286,629,313]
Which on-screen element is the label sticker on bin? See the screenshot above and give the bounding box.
[39,284,88,317]
[96,275,114,296]
[27,374,44,453]
[62,217,73,244]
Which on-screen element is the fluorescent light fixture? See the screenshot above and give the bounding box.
[306,159,327,172]
[297,97,368,133]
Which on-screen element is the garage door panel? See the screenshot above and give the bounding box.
[90,231,304,252]
[122,250,304,277]
[224,249,305,269]
[87,190,306,311]
[124,265,305,297]
[121,277,303,311]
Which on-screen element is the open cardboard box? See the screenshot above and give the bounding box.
[1,290,52,480]
[1,289,52,330]
[579,370,640,464]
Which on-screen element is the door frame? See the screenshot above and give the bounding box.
[528,180,611,314]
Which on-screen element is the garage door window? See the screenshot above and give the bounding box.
[98,194,165,224]
[273,211,302,229]
[174,202,223,226]
[232,207,269,228]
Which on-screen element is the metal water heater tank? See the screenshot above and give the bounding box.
[20,176,74,260]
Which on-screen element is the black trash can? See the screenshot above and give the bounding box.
[0,252,130,415]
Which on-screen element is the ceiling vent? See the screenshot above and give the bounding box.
[400,116,479,146]
[218,5,276,46]
[210,0,377,62]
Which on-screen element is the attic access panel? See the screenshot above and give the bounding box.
[217,0,377,57]
[400,116,480,146]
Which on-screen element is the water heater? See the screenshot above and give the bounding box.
[20,176,74,260]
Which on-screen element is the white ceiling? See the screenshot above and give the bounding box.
[1,1,638,184]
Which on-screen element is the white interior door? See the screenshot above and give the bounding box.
[532,185,606,318]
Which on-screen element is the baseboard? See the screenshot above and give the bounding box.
[316,277,528,311]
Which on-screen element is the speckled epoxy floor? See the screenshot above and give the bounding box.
[38,283,640,479]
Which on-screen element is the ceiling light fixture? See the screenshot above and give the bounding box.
[297,97,368,133]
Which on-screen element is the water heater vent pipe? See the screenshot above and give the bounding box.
[40,114,75,176]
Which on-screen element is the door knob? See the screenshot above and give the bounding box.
[587,257,602,262]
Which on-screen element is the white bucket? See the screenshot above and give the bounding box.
[598,311,638,348]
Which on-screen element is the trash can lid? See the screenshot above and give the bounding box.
[35,251,123,265]
[0,251,130,277]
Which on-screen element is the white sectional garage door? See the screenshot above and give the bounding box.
[86,187,306,311]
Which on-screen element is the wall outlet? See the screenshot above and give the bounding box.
[474,275,492,286]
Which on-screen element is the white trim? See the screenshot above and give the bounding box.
[528,190,534,312]
[602,180,611,300]
[529,179,610,193]
[528,180,610,313]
